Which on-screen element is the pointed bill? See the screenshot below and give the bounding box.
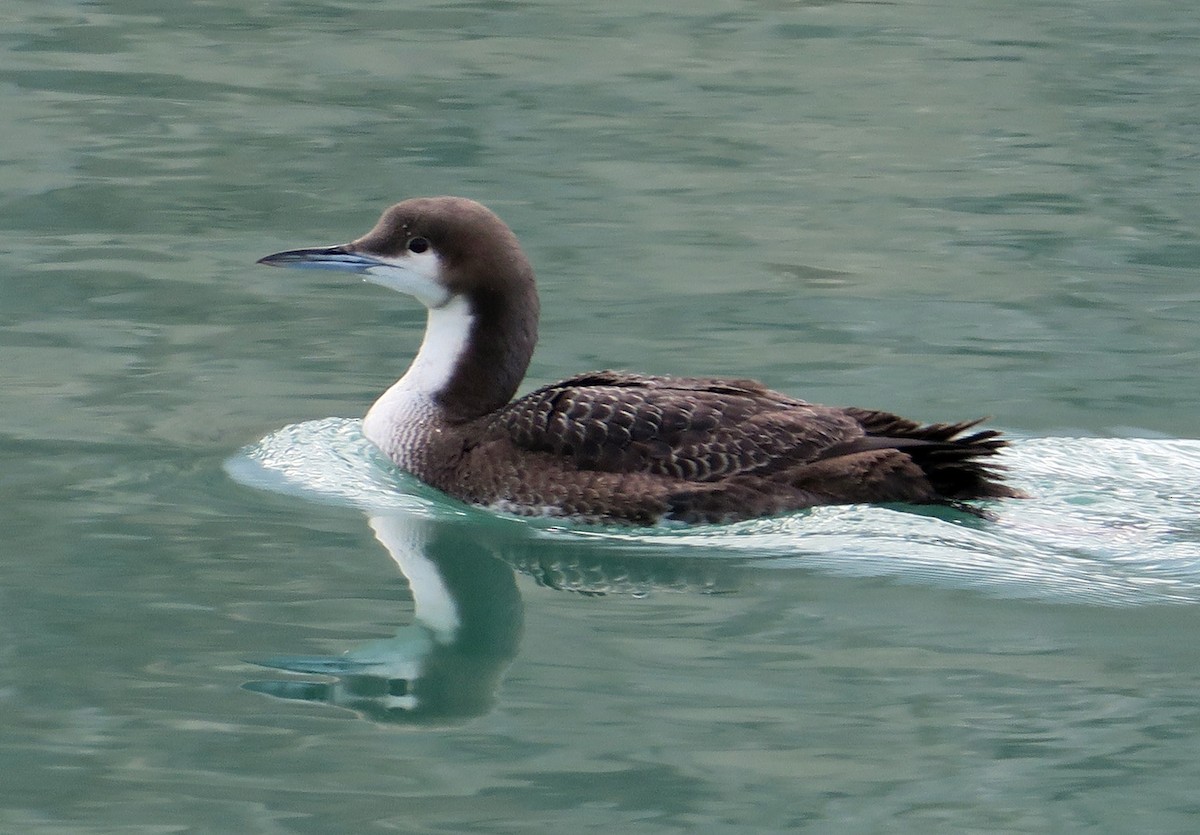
[256,246,386,272]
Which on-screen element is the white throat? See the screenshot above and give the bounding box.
[362,294,474,464]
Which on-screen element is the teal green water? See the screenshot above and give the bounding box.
[4,0,1200,831]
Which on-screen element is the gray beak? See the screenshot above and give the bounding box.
[256,245,387,273]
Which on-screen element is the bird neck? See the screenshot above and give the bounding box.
[365,282,539,441]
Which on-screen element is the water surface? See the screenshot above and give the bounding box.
[3,0,1200,831]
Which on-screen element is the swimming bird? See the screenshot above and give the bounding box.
[258,197,1019,524]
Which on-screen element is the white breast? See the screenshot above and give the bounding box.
[362,294,475,469]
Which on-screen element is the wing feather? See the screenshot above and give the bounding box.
[490,370,862,481]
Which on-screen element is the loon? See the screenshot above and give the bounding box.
[258,196,1019,524]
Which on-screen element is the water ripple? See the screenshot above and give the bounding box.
[227,419,1200,606]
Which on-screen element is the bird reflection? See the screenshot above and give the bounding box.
[244,513,523,725]
[243,512,740,725]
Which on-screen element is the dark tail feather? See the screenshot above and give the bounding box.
[840,409,1022,501]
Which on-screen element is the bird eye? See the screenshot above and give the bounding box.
[407,237,430,254]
